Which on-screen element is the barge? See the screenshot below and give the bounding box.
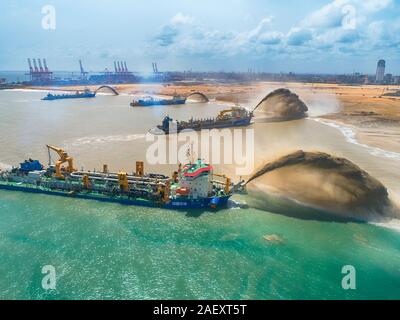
[0,146,235,210]
[130,95,186,107]
[42,88,96,101]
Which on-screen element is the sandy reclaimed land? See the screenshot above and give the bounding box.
[29,81,400,153]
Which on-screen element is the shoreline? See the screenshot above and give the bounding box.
[319,113,400,155]
[311,117,400,160]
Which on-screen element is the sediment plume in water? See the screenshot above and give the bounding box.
[253,88,308,121]
[246,150,394,220]
[186,92,209,103]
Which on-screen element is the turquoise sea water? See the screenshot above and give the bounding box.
[1,190,399,300]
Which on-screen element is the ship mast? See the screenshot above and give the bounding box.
[47,146,53,166]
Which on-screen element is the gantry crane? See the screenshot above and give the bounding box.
[46,145,76,179]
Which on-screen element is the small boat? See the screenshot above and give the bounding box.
[130,95,186,107]
[42,88,96,101]
[151,106,253,135]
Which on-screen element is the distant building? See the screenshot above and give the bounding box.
[376,59,386,83]
[0,78,6,84]
[393,76,400,84]
[384,73,393,84]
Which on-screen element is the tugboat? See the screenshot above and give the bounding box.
[42,88,96,101]
[130,94,186,107]
[151,106,253,134]
[0,145,237,210]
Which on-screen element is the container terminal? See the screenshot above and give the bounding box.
[0,145,244,210]
[1,57,400,88]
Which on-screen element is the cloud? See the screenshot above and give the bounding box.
[155,13,195,47]
[170,12,194,26]
[286,28,313,46]
[337,30,360,43]
[259,32,283,45]
[301,0,393,29]
[301,0,346,29]
[156,25,180,47]
[152,13,282,57]
[361,0,392,12]
[151,2,399,64]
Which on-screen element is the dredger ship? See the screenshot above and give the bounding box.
[0,145,236,210]
[42,89,96,101]
[130,95,186,107]
[152,106,253,134]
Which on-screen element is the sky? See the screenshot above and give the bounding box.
[0,0,399,74]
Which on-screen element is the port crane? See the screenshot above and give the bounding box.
[46,145,76,179]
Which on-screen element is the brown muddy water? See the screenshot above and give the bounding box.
[0,89,399,205]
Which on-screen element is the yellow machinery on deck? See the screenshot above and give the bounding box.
[46,145,76,179]
[136,161,144,177]
[118,172,129,192]
[212,173,231,194]
[216,107,245,121]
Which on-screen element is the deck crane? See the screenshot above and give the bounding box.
[46,145,76,179]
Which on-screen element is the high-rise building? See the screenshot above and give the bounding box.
[375,59,385,83]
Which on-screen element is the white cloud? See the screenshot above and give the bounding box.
[301,0,347,29]
[301,0,393,30]
[361,0,392,12]
[170,13,194,26]
[153,14,282,58]
[258,31,283,45]
[286,28,313,46]
[151,2,399,63]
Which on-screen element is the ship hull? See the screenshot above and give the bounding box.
[0,182,230,210]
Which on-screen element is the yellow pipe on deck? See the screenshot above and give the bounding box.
[136,161,144,177]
